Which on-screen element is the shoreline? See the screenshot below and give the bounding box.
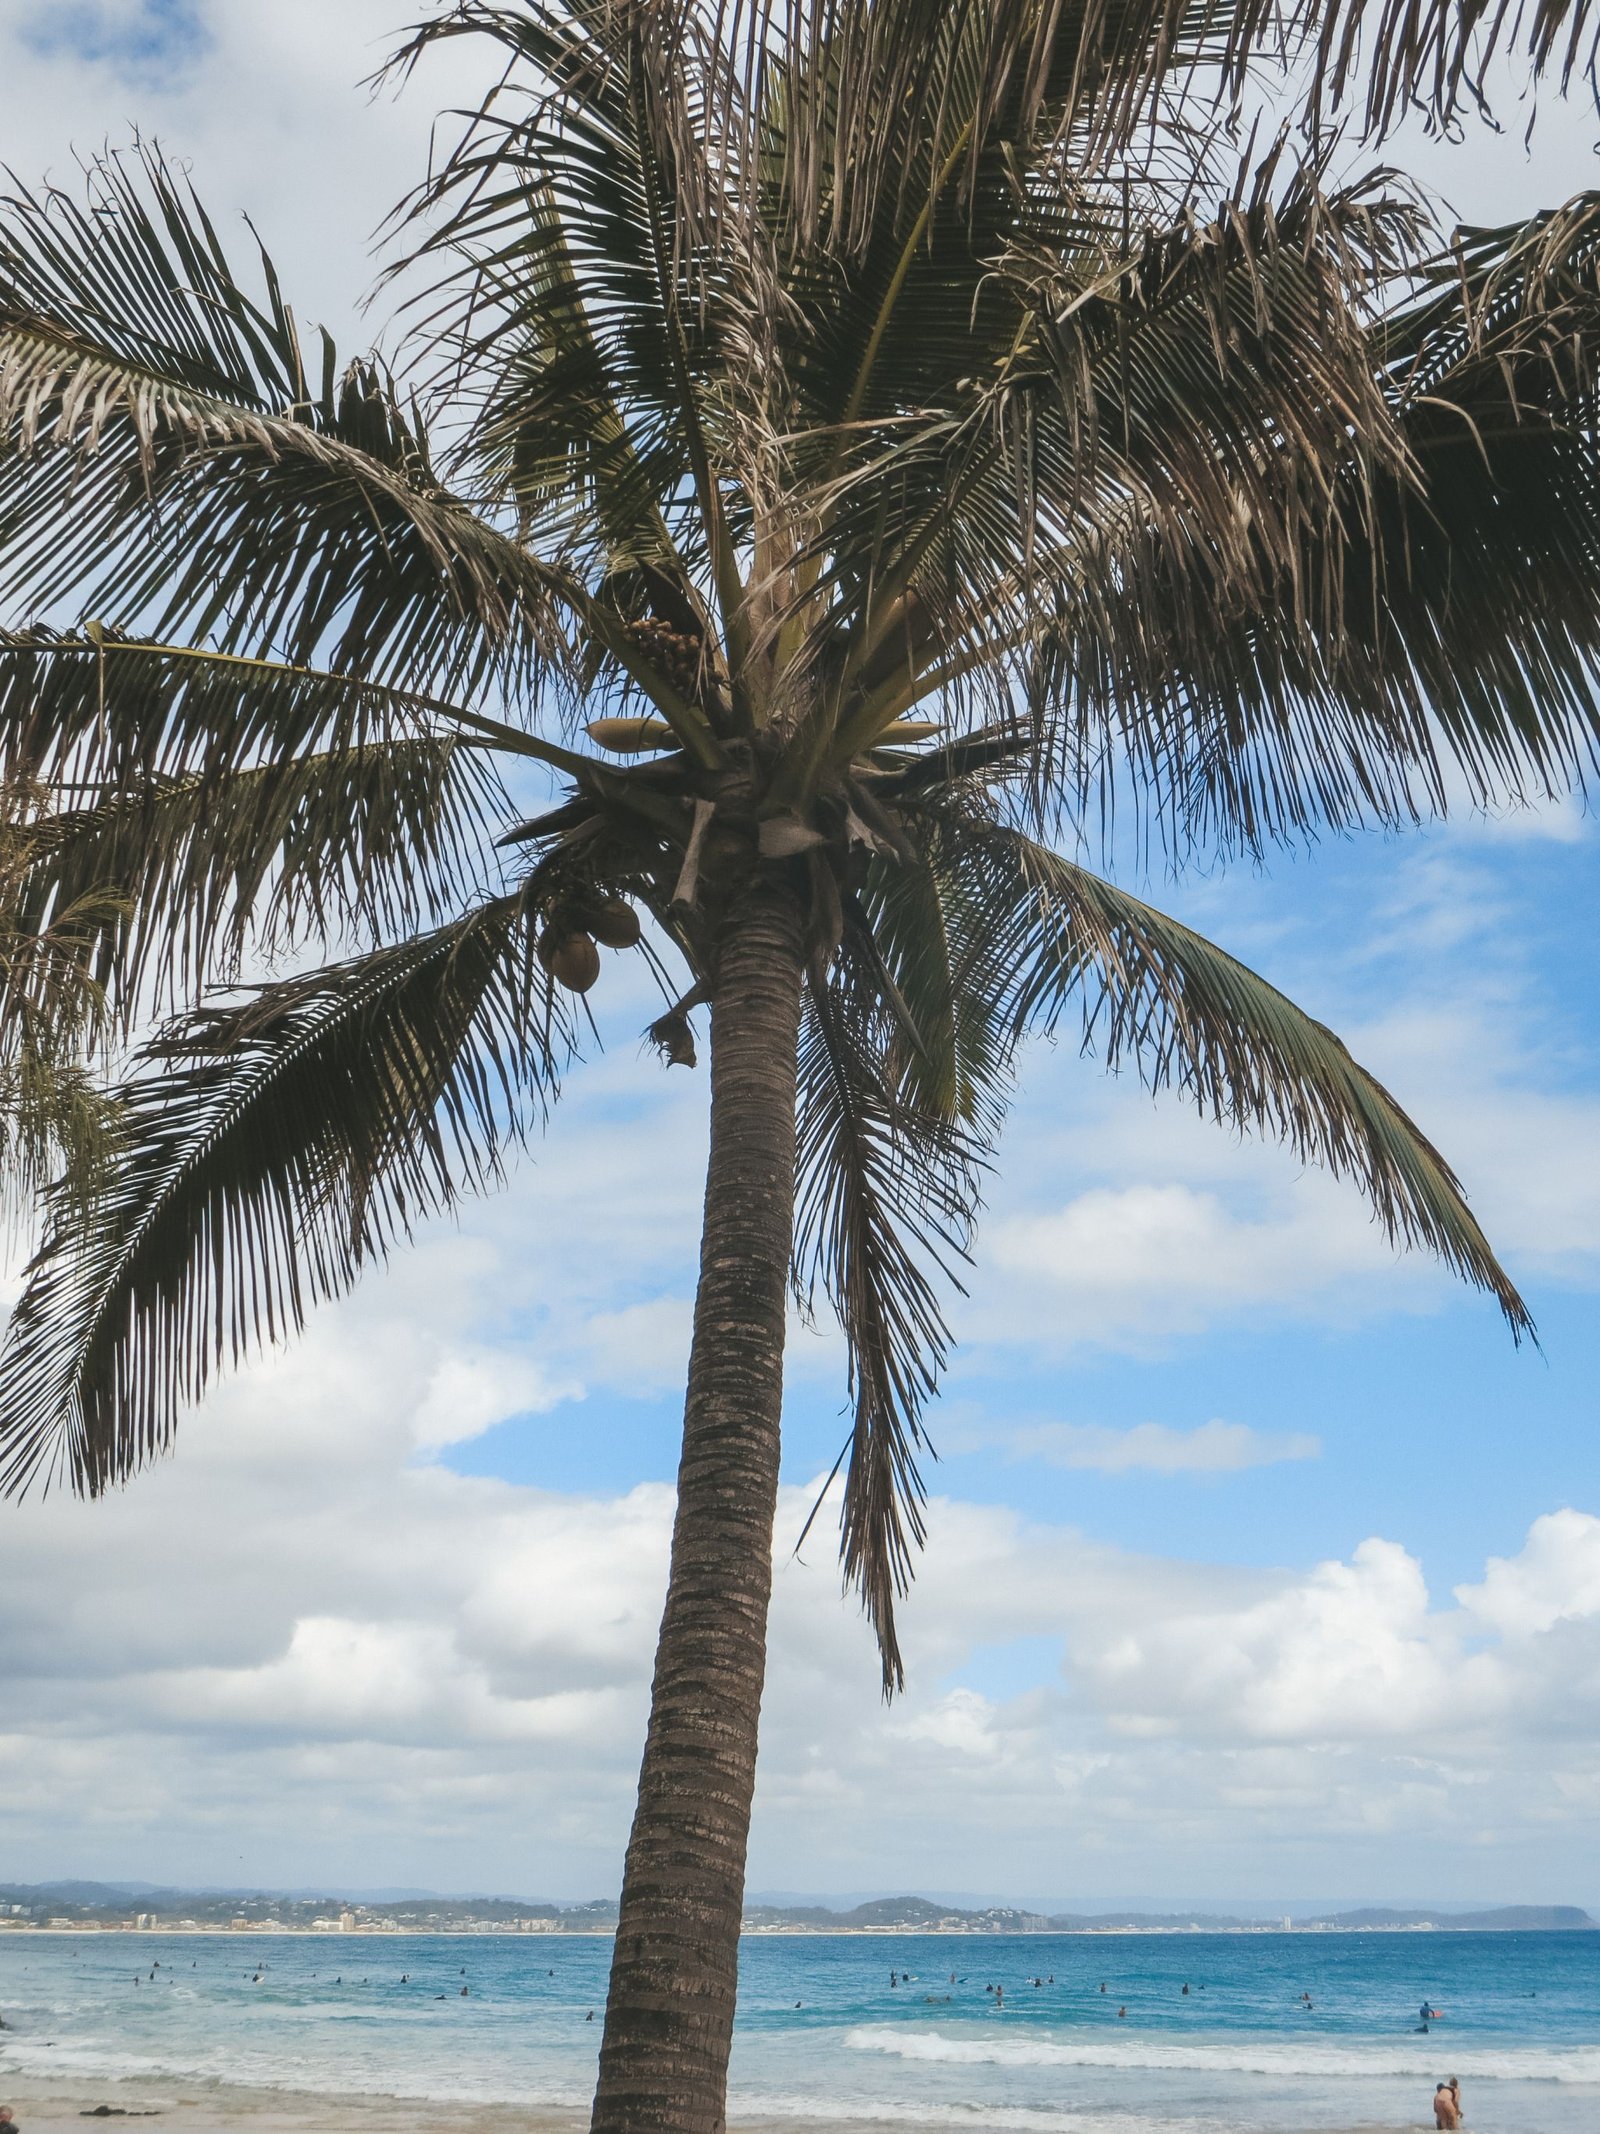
[2,1923,1584,1938]
[0,2072,1424,2134]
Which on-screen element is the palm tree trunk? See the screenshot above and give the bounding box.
[590,877,806,2134]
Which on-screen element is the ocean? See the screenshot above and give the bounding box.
[1,1928,1595,2133]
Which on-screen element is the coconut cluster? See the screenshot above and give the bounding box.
[625,615,704,696]
[536,896,642,993]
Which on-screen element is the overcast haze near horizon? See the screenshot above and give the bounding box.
[1,1,1599,1914]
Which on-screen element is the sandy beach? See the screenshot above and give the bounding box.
[0,2073,1433,2134]
[2,2080,582,2134]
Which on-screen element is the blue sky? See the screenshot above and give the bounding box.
[0,1,1596,1910]
[17,1,205,70]
[445,810,1600,1593]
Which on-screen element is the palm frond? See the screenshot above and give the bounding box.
[0,808,123,1218]
[388,4,758,652]
[0,898,564,1499]
[938,812,1531,1330]
[1058,192,1600,854]
[795,940,985,1691]
[813,145,1423,765]
[1301,0,1600,138]
[0,143,572,692]
[0,632,509,1013]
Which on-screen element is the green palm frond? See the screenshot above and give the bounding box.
[0,898,564,1500]
[12,743,499,1017]
[804,792,1527,1683]
[389,4,756,638]
[0,1048,118,1223]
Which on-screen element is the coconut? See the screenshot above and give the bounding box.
[548,933,601,993]
[588,898,641,949]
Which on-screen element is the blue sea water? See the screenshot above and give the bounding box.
[1,1930,1595,2133]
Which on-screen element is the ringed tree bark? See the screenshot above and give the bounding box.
[593,880,805,2134]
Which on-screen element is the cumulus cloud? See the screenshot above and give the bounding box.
[412,1351,582,1451]
[1067,1515,1600,1755]
[1008,1420,1320,1473]
[971,1168,1437,1353]
[1456,1508,1600,1639]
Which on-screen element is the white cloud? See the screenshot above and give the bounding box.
[411,1350,581,1451]
[973,1169,1433,1353]
[2,1283,1597,1902]
[572,1299,693,1400]
[1076,1537,1468,1742]
[1456,1509,1600,1639]
[1009,1420,1320,1473]
[0,3,427,338]
[1068,1516,1600,1756]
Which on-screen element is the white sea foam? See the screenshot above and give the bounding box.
[841,2025,1600,2086]
[731,2092,1218,2134]
[0,2038,596,2111]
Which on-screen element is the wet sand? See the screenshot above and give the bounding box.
[0,2073,1435,2134]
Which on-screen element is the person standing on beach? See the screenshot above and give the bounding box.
[1433,2082,1459,2128]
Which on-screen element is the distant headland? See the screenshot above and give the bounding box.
[0,1882,1592,1936]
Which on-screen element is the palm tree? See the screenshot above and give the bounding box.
[1,1,1599,2126]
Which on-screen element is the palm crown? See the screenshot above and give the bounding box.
[1,2,1598,2124]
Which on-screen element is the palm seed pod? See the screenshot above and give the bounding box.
[548,933,601,993]
[586,716,678,753]
[589,898,642,949]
